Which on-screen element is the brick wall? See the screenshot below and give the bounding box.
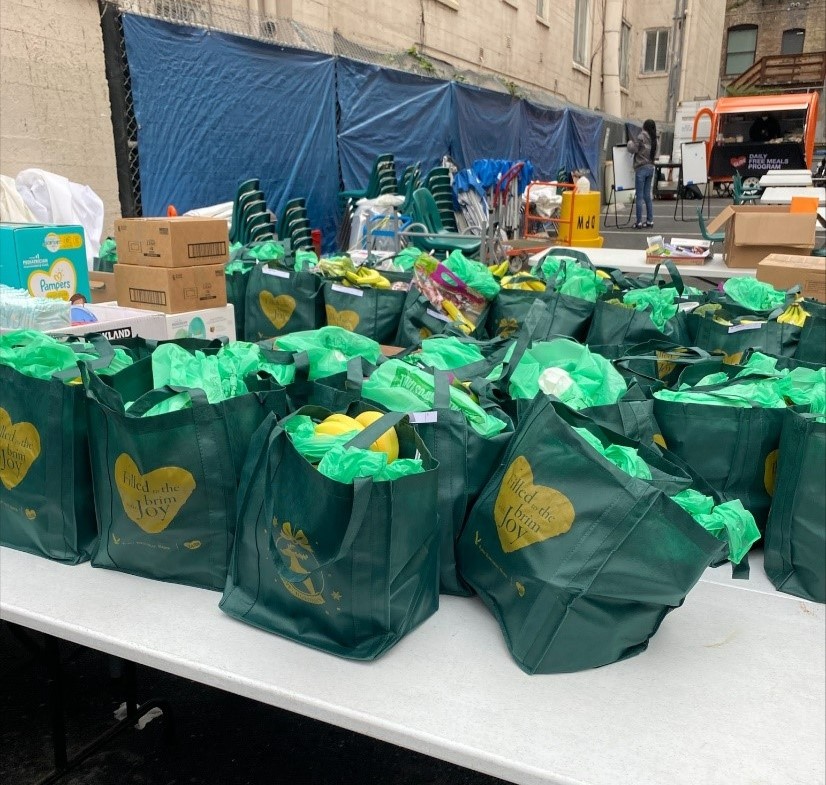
[0,0,121,234]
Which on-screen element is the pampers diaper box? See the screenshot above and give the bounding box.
[0,223,91,300]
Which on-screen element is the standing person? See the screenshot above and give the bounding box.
[627,119,658,229]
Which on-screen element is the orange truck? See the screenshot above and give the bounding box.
[692,92,820,189]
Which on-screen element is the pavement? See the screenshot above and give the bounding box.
[0,192,730,785]
[597,193,726,251]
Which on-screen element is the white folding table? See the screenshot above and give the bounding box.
[1,546,823,785]
[758,171,813,188]
[534,247,756,281]
[760,186,826,205]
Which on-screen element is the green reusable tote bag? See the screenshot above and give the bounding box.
[220,409,441,660]
[351,372,514,595]
[225,261,256,341]
[456,396,725,674]
[486,260,597,342]
[652,379,786,531]
[245,260,325,340]
[0,335,123,563]
[690,312,801,366]
[764,411,826,603]
[394,286,490,347]
[322,271,411,344]
[795,300,826,366]
[84,361,288,590]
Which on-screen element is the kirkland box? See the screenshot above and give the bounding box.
[757,253,826,302]
[706,205,815,269]
[114,263,227,314]
[114,217,229,268]
[0,223,90,299]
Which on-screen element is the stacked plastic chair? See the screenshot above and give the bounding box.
[276,197,314,251]
[423,166,457,231]
[230,179,276,244]
[338,154,398,207]
[406,187,481,257]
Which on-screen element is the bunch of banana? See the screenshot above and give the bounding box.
[318,257,355,279]
[441,300,475,334]
[313,412,399,463]
[777,300,810,327]
[488,260,510,278]
[501,273,545,292]
[344,267,392,290]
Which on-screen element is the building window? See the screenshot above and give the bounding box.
[537,0,546,19]
[725,25,758,76]
[781,28,805,55]
[642,28,669,73]
[573,0,590,66]
[619,21,631,87]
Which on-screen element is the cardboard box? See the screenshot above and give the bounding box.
[706,205,816,269]
[114,217,229,268]
[115,263,227,314]
[0,223,90,299]
[136,304,236,341]
[757,254,826,302]
[88,271,116,304]
[646,236,712,265]
[34,303,166,340]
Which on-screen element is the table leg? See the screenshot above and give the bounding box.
[44,635,68,771]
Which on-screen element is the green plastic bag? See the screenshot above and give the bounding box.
[723,278,786,312]
[418,335,485,370]
[573,426,653,479]
[274,327,381,381]
[764,410,825,602]
[0,331,132,382]
[444,250,500,300]
[363,360,507,437]
[507,339,627,407]
[220,408,440,660]
[536,257,607,303]
[457,397,726,673]
[392,246,430,271]
[133,342,292,417]
[317,445,423,483]
[622,286,679,330]
[283,414,356,462]
[671,490,759,565]
[95,237,118,271]
[295,250,319,271]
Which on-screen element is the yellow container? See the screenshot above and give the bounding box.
[558,191,603,247]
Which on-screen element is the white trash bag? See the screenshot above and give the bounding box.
[15,169,105,267]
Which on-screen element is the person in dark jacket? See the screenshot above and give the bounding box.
[627,119,658,229]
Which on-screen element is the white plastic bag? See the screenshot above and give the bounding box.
[15,169,105,268]
[0,175,37,223]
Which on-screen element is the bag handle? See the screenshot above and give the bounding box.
[648,259,684,296]
[53,334,116,380]
[126,385,210,417]
[343,410,406,450]
[433,370,452,409]
[271,475,375,578]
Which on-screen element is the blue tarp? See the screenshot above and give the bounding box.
[452,84,522,165]
[123,14,607,244]
[122,15,340,249]
[337,59,456,190]
[520,102,567,179]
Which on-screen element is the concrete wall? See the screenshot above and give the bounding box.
[0,0,121,234]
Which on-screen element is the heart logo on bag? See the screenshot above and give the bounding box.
[493,455,575,553]
[259,291,296,330]
[114,453,196,534]
[764,449,778,496]
[325,305,360,332]
[27,259,77,300]
[0,408,41,490]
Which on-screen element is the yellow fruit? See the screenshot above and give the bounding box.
[354,411,399,464]
[314,413,364,437]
